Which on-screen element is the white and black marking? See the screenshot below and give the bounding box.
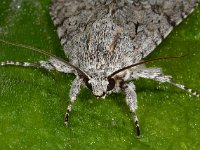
[1,61,38,67]
[169,81,200,98]
[133,112,140,136]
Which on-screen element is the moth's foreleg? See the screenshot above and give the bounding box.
[64,76,83,126]
[135,67,200,98]
[122,82,140,136]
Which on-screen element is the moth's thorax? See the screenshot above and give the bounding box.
[66,16,141,77]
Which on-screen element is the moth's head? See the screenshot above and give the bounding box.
[84,76,115,97]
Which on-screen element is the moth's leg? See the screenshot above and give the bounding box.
[0,60,56,71]
[121,82,140,136]
[47,58,74,73]
[65,76,83,126]
[134,67,200,98]
[168,81,200,98]
[1,59,74,73]
[1,61,40,68]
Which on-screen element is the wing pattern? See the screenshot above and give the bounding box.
[50,0,199,76]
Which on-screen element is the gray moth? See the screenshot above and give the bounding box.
[0,0,200,136]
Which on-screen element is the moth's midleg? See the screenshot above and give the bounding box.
[1,61,39,68]
[0,60,58,71]
[134,67,200,98]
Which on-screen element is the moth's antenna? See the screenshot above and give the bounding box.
[108,55,187,78]
[0,38,88,78]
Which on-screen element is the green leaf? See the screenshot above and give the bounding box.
[0,1,200,149]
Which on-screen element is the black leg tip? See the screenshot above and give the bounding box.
[64,114,69,127]
[135,120,140,137]
[136,126,140,137]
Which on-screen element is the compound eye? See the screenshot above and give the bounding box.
[107,78,115,91]
[84,78,92,90]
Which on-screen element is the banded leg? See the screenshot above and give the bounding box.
[65,76,83,126]
[134,67,200,98]
[1,60,55,70]
[168,81,200,98]
[1,58,74,73]
[122,82,140,136]
[1,61,40,68]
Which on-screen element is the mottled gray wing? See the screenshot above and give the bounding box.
[50,0,199,59]
[50,0,111,47]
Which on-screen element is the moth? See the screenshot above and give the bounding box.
[0,0,200,136]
